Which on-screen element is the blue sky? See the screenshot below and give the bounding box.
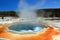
[0,0,19,11]
[0,0,60,11]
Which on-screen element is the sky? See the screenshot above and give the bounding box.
[0,0,60,11]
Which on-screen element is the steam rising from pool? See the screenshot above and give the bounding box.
[18,0,45,20]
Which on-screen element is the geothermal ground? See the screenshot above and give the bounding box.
[0,17,60,27]
[42,17,60,28]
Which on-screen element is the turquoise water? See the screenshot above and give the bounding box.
[8,23,45,33]
[0,38,9,40]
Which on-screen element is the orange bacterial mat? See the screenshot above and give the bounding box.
[0,24,60,40]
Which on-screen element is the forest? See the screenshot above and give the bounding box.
[0,8,60,18]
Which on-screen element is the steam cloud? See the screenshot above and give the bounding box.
[18,0,45,20]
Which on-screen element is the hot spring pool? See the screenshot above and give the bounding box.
[7,23,46,34]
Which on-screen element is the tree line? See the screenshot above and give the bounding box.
[37,8,60,17]
[0,8,60,18]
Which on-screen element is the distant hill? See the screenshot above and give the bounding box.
[36,8,60,17]
[0,11,18,17]
[0,8,60,18]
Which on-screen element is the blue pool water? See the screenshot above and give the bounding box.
[8,23,46,33]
